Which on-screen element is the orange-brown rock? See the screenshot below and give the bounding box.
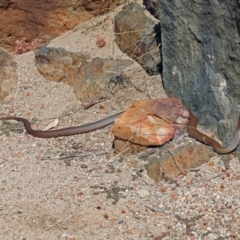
[145,142,214,181]
[0,0,125,52]
[35,47,133,102]
[112,98,189,153]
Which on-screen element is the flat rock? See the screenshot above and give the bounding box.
[146,142,214,181]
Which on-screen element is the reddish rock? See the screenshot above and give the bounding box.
[112,98,189,153]
[0,0,124,52]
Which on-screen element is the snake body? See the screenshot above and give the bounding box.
[1,112,240,154]
[187,113,240,154]
[0,113,122,138]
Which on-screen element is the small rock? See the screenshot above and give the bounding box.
[137,189,150,198]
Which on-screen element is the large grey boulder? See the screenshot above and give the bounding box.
[157,0,240,151]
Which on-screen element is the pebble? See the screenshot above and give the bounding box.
[137,189,150,198]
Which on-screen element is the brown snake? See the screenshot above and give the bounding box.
[1,112,240,154]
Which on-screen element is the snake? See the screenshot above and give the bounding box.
[0,112,240,154]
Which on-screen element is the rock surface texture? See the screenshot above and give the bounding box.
[0,47,17,102]
[0,0,124,52]
[157,0,240,152]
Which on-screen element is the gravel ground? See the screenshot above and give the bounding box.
[0,3,240,240]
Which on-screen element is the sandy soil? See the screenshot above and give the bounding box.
[0,3,240,240]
